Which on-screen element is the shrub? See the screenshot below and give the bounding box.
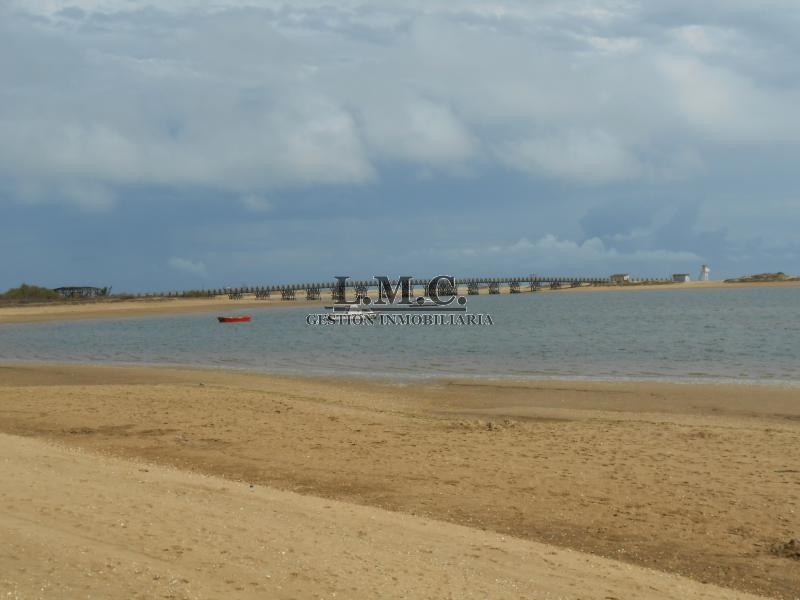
[1,283,62,302]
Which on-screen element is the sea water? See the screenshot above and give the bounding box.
[1,286,798,384]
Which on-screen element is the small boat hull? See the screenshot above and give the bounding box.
[217,315,252,323]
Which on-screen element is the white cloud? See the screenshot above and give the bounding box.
[240,194,274,212]
[450,234,702,273]
[493,131,641,184]
[8,178,115,211]
[0,0,799,209]
[60,182,115,212]
[583,35,641,55]
[361,97,477,166]
[670,25,740,55]
[168,257,207,275]
[658,55,800,144]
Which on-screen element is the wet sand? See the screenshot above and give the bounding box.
[1,364,798,598]
[1,280,797,324]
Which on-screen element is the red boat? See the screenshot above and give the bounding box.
[217,315,252,323]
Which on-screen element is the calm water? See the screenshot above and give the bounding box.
[1,287,798,384]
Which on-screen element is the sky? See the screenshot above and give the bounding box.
[1,0,799,292]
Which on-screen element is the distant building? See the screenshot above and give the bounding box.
[672,274,691,283]
[610,273,630,284]
[699,264,710,281]
[53,286,109,298]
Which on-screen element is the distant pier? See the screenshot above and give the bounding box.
[161,276,646,301]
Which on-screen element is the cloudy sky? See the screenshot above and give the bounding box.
[1,0,798,291]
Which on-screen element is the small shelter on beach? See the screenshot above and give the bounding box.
[671,274,691,283]
[610,273,630,284]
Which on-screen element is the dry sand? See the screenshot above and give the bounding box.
[1,280,797,324]
[1,364,798,598]
[0,295,324,324]
[1,433,763,600]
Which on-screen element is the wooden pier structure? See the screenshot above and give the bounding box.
[203,276,618,301]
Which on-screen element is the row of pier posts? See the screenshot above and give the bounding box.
[197,276,616,301]
[141,276,697,300]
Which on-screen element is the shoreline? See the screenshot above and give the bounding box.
[1,279,798,324]
[4,361,799,418]
[2,357,799,389]
[1,362,798,597]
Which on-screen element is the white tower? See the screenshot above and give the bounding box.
[699,264,710,281]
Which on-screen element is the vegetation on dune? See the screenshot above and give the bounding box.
[724,272,800,283]
[0,283,62,302]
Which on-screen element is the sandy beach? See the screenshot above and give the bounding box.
[0,296,325,324]
[1,363,798,598]
[1,280,798,324]
[6,1,799,598]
